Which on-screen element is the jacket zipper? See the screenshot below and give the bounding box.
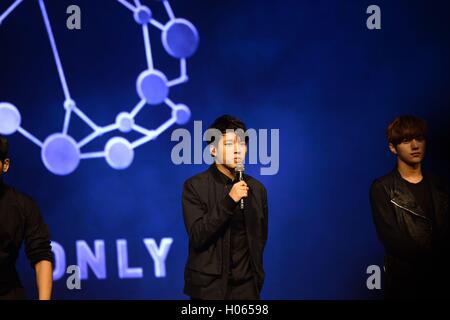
[390,199,432,230]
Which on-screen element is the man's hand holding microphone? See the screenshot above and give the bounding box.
[229,180,249,204]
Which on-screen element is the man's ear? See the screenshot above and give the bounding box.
[209,145,216,157]
[388,143,397,155]
[2,158,10,173]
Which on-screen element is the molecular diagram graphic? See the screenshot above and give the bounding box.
[0,0,199,175]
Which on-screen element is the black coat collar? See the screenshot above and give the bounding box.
[209,164,245,185]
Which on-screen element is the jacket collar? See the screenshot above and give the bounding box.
[390,167,447,224]
[209,163,237,185]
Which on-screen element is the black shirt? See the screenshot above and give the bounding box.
[404,177,435,222]
[220,171,254,283]
[0,179,53,295]
[404,176,438,247]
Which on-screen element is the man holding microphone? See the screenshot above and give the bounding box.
[182,115,269,300]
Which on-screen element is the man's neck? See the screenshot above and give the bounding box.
[215,163,235,181]
[397,158,423,183]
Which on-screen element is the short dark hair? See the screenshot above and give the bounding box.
[386,115,427,146]
[0,136,9,161]
[207,115,248,145]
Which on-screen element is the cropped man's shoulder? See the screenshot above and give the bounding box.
[246,174,267,194]
[2,184,38,209]
[183,168,211,187]
[371,170,396,188]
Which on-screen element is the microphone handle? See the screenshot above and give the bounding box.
[239,171,244,210]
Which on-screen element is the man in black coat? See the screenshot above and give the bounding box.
[182,115,268,300]
[0,136,53,300]
[369,115,449,299]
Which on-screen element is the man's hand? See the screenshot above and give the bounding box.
[229,181,249,202]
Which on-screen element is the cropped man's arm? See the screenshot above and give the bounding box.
[369,180,426,262]
[35,260,53,300]
[182,180,237,250]
[23,197,54,300]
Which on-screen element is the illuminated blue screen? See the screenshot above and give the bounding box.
[0,0,449,299]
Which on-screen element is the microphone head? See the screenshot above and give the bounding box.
[235,163,245,173]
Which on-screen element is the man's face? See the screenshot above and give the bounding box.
[211,132,247,170]
[389,137,426,165]
[0,158,10,177]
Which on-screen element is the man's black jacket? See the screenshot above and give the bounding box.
[369,168,449,299]
[0,180,53,295]
[182,164,268,299]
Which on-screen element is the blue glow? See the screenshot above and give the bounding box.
[116,112,135,133]
[0,0,24,26]
[105,137,134,170]
[50,238,173,281]
[162,18,200,59]
[133,5,152,25]
[136,69,169,105]
[0,0,198,175]
[143,238,173,278]
[117,239,143,279]
[76,240,107,280]
[41,134,80,176]
[51,241,66,281]
[172,104,191,125]
[0,102,21,135]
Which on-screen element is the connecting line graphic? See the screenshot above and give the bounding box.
[0,0,199,175]
[0,0,23,26]
[38,0,73,135]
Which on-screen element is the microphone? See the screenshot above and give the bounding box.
[235,163,245,210]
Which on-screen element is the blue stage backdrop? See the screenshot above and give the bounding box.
[0,0,449,299]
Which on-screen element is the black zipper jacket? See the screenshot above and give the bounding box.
[369,168,449,299]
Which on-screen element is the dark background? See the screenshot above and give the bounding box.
[0,0,449,299]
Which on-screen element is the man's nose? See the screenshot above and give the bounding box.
[411,139,419,148]
[234,143,242,154]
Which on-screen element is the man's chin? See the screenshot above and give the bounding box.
[226,163,237,169]
[215,162,237,170]
[402,157,423,166]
